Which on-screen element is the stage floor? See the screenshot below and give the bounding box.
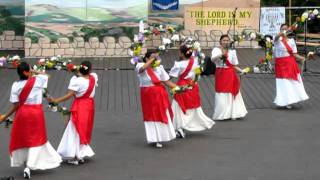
[1,49,320,180]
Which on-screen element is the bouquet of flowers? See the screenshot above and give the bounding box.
[43,89,70,116]
[170,85,192,95]
[7,55,21,68]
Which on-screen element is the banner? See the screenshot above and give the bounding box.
[184,7,260,34]
[152,0,179,11]
[260,7,285,37]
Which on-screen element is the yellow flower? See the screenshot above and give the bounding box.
[46,61,54,69]
[194,67,202,75]
[266,52,272,61]
[243,67,252,73]
[133,46,142,56]
[266,41,272,49]
[152,60,161,68]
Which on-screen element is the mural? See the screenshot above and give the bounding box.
[25,0,148,42]
[0,0,25,35]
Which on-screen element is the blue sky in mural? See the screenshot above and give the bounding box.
[26,0,146,9]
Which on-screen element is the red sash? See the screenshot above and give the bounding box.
[173,58,201,113]
[140,67,173,124]
[215,53,240,97]
[10,77,47,154]
[275,37,300,81]
[70,75,95,145]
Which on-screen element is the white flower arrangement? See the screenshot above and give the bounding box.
[162,38,172,45]
[158,45,166,51]
[313,9,319,15]
[171,34,180,42]
[193,41,201,51]
[249,32,257,40]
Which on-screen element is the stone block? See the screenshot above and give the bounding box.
[57,38,70,48]
[24,38,32,48]
[55,49,65,56]
[65,48,75,55]
[103,36,116,48]
[30,48,42,57]
[42,49,55,57]
[89,37,99,48]
[95,49,107,56]
[73,37,85,47]
[12,41,24,48]
[75,48,86,56]
[3,31,15,36]
[106,48,115,56]
[2,41,12,49]
[85,49,95,56]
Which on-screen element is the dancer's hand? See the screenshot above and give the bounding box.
[47,97,56,104]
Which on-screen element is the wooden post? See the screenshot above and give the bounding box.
[289,0,292,25]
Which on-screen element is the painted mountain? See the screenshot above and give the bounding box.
[25,0,147,23]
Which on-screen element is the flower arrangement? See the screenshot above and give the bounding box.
[291,9,319,32]
[43,89,70,116]
[129,21,181,65]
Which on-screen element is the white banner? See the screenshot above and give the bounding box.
[260,7,285,37]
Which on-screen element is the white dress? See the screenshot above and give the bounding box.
[211,48,248,120]
[273,38,309,106]
[57,73,98,159]
[136,63,176,143]
[169,60,215,131]
[9,75,62,170]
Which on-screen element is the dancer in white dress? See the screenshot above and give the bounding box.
[273,24,309,108]
[169,44,215,138]
[0,62,61,179]
[211,35,247,120]
[49,61,98,164]
[136,50,177,148]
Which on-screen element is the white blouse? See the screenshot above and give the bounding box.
[68,73,98,98]
[211,48,239,68]
[273,38,297,58]
[10,74,48,104]
[136,63,169,87]
[169,59,199,79]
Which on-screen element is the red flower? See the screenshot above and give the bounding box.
[259,57,264,64]
[12,60,20,68]
[152,28,161,36]
[67,63,75,72]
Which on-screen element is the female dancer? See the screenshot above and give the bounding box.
[211,35,247,120]
[169,44,215,138]
[48,61,98,164]
[273,24,309,108]
[136,50,177,148]
[0,62,61,179]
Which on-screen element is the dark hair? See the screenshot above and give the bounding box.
[143,49,157,63]
[219,34,230,42]
[17,61,30,80]
[280,23,288,29]
[79,61,92,75]
[179,44,193,59]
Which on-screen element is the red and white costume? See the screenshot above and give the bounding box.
[136,63,176,143]
[169,58,215,131]
[273,37,309,106]
[211,48,247,120]
[9,75,62,170]
[57,73,98,159]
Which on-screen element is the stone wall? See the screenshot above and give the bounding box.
[1,30,259,58]
[0,31,24,50]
